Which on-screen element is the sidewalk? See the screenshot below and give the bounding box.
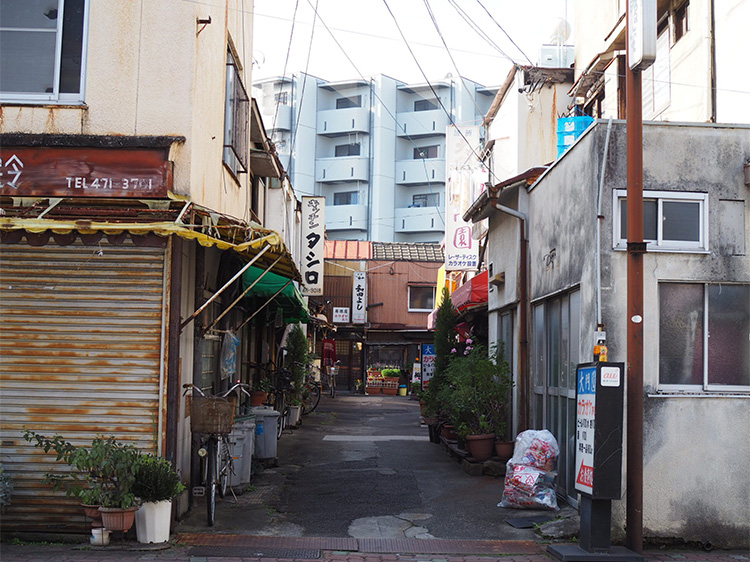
[1,536,748,562]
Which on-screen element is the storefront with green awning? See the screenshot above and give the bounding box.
[241,265,309,324]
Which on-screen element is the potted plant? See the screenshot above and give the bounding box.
[251,377,272,405]
[22,430,142,531]
[440,344,513,461]
[285,323,310,416]
[133,455,185,544]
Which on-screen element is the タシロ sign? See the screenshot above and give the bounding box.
[301,196,325,296]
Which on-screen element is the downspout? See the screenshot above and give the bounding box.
[596,118,614,331]
[709,0,717,122]
[165,236,183,464]
[492,202,529,432]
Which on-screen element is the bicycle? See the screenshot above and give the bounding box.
[183,381,251,526]
[296,362,321,415]
[249,363,295,439]
[325,361,339,398]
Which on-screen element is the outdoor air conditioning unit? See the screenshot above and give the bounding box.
[538,45,574,68]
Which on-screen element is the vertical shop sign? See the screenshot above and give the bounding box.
[445,125,482,271]
[352,272,366,324]
[421,344,436,390]
[575,365,597,495]
[301,196,325,296]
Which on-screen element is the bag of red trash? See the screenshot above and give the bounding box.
[498,429,560,510]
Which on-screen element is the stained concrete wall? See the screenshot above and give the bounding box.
[522,120,750,547]
[1,0,255,222]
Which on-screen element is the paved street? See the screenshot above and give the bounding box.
[2,393,748,562]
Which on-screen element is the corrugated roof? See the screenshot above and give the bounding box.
[325,240,371,260]
[372,242,444,262]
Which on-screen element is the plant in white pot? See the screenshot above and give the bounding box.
[132,455,185,544]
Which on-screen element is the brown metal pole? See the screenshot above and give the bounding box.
[518,221,529,432]
[626,12,645,553]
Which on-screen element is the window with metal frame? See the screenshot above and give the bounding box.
[223,49,249,177]
[659,282,749,391]
[411,193,439,208]
[614,190,708,252]
[334,143,360,157]
[0,0,87,103]
[408,286,435,312]
[414,99,438,112]
[413,145,439,159]
[333,191,358,206]
[336,95,361,109]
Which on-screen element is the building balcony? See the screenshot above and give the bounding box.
[261,104,292,132]
[316,156,369,183]
[396,109,449,138]
[394,206,444,233]
[395,158,445,185]
[317,107,370,137]
[326,204,368,232]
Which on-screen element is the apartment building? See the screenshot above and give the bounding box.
[254,73,497,243]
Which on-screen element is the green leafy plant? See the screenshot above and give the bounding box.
[132,455,185,503]
[440,344,513,440]
[285,323,310,401]
[0,464,13,512]
[22,430,141,509]
[422,288,457,419]
[255,377,272,392]
[381,368,400,378]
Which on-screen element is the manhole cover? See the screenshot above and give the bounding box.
[190,546,321,558]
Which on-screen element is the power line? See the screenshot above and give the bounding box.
[271,0,301,133]
[289,0,320,162]
[474,0,534,66]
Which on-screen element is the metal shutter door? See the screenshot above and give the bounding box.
[0,240,167,532]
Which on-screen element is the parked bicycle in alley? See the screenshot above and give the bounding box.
[183,381,251,526]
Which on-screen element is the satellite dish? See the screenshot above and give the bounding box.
[548,18,571,45]
[254,50,266,67]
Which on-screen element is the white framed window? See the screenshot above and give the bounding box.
[334,143,360,157]
[333,191,358,206]
[411,193,439,208]
[613,189,708,252]
[0,0,88,104]
[659,282,750,392]
[414,145,439,159]
[408,286,435,312]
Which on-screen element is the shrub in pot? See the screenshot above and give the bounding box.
[133,455,185,543]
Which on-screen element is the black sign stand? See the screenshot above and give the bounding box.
[547,362,643,562]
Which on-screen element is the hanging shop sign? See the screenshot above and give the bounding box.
[445,126,482,271]
[352,272,366,324]
[574,362,624,499]
[332,307,350,323]
[0,146,172,198]
[628,0,657,71]
[421,344,436,390]
[301,196,325,296]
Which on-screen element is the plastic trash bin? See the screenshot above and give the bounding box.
[230,416,256,485]
[249,406,280,461]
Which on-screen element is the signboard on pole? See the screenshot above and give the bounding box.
[628,0,656,71]
[421,344,436,390]
[301,196,325,296]
[332,307,350,323]
[574,363,624,499]
[445,125,482,271]
[352,272,366,324]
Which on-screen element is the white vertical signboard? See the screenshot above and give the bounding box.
[628,0,656,71]
[575,365,597,495]
[301,196,325,296]
[445,125,482,271]
[352,271,366,324]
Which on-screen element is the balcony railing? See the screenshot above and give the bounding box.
[396,109,449,138]
[316,156,369,183]
[395,158,445,185]
[394,206,444,233]
[317,107,370,137]
[326,204,368,231]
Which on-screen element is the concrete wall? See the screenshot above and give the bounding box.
[1,0,256,222]
[523,120,750,546]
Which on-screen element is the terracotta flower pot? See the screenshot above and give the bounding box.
[81,504,103,527]
[494,440,515,460]
[465,433,495,461]
[441,424,458,441]
[250,391,268,406]
[99,506,138,532]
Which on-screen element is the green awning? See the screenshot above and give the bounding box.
[241,266,309,324]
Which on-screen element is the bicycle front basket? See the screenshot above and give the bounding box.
[190,395,234,434]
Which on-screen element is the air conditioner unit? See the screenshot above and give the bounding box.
[538,45,574,68]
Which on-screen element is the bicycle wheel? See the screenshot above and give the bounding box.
[330,374,336,398]
[275,392,286,439]
[301,384,320,415]
[206,437,218,526]
[218,436,231,498]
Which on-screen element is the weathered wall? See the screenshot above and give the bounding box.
[526,120,750,546]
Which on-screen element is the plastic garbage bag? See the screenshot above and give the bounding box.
[220,331,241,379]
[498,429,560,510]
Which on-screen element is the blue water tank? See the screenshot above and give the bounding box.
[557,116,594,157]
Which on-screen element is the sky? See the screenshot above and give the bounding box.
[251,0,574,88]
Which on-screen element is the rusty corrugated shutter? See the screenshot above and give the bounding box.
[0,240,167,532]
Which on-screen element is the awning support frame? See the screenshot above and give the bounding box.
[180,244,271,331]
[234,278,294,332]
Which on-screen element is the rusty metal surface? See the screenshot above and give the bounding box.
[367,261,439,329]
[0,146,172,198]
[0,240,167,531]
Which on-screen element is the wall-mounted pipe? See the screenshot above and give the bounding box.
[596,118,614,330]
[492,201,529,432]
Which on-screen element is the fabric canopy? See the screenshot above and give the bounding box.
[241,265,309,323]
[450,270,488,313]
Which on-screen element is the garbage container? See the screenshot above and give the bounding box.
[398,385,407,396]
[249,406,280,461]
[230,416,255,485]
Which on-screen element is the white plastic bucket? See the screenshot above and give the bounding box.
[90,528,110,546]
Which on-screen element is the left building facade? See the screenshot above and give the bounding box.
[0,0,305,532]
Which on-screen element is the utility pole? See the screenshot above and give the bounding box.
[625,0,655,554]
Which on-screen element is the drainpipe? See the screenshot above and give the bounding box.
[492,202,529,432]
[709,0,717,122]
[596,118,614,331]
